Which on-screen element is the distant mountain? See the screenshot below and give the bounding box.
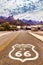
[6,17,25,25]
[0,16,6,24]
[21,19,38,25]
[6,16,16,24]
[38,21,43,25]
[25,20,35,25]
[0,16,25,25]
[0,16,43,25]
[15,19,25,26]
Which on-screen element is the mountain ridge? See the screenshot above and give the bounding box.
[0,16,43,25]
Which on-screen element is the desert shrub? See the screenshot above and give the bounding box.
[10,25,17,31]
[0,26,4,31]
[1,22,10,30]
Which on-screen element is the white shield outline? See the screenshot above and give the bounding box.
[9,44,39,62]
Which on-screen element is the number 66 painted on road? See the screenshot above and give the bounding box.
[9,44,39,62]
[15,51,31,57]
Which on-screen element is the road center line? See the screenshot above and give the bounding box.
[0,31,20,51]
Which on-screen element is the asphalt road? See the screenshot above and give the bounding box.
[0,30,43,65]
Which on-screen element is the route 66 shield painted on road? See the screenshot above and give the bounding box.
[9,44,39,62]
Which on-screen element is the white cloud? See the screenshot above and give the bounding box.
[31,0,39,3]
[0,0,43,21]
[13,11,43,21]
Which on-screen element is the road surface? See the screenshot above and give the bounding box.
[0,30,43,65]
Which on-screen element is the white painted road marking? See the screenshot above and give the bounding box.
[29,32,43,41]
[0,32,12,37]
[9,44,39,62]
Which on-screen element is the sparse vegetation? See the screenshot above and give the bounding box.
[0,26,4,31]
[1,22,10,31]
[0,22,17,31]
[10,25,17,31]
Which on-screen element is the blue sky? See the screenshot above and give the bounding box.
[0,0,43,21]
